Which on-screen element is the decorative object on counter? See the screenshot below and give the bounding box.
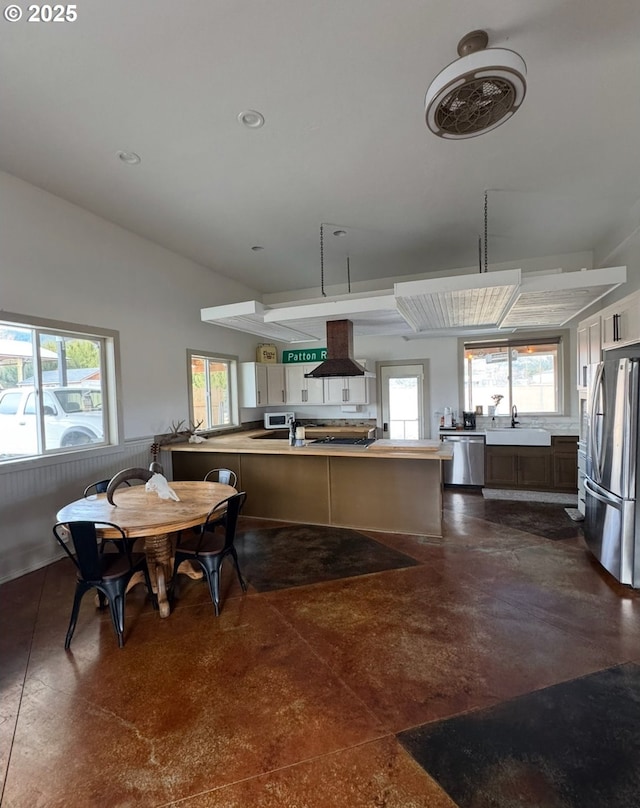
[256,343,277,363]
[154,419,204,448]
[475,405,483,415]
[188,434,207,443]
[490,394,504,410]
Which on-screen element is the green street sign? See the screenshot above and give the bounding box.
[282,348,327,364]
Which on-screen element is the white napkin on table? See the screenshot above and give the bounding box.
[145,473,180,501]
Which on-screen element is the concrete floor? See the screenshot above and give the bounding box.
[2,490,640,807]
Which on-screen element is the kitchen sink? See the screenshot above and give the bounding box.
[485,428,551,446]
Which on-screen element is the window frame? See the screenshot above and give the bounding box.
[460,330,570,417]
[0,311,122,467]
[187,349,239,433]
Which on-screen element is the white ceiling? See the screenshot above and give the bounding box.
[2,0,640,298]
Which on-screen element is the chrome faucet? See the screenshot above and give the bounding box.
[511,404,519,428]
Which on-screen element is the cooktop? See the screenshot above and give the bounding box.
[309,437,375,446]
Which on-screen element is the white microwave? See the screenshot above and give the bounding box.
[264,412,295,429]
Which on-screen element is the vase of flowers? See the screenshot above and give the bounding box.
[489,394,503,418]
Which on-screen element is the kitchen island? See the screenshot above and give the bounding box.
[168,430,452,537]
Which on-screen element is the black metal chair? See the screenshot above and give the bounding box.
[84,479,136,554]
[172,492,247,615]
[83,478,130,498]
[198,468,238,533]
[203,467,237,487]
[53,520,154,649]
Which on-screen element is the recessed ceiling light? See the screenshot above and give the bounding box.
[238,110,265,129]
[117,151,141,165]
[251,245,264,251]
[333,229,347,237]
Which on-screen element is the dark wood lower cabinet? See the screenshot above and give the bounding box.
[485,447,518,487]
[485,436,578,491]
[518,447,553,489]
[552,435,579,492]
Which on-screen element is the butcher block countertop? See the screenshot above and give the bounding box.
[167,429,452,461]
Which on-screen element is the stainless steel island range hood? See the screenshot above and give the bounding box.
[304,319,367,378]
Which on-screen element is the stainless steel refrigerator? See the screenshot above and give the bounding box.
[584,357,640,586]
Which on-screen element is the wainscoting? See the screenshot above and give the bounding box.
[0,438,153,582]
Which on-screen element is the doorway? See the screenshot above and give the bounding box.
[377,360,430,439]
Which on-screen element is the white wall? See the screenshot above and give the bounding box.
[0,171,262,436]
[0,172,261,580]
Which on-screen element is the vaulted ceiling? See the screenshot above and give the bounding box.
[2,0,640,299]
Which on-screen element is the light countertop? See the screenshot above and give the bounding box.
[167,429,453,461]
[439,429,579,438]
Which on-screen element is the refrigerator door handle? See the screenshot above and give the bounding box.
[584,477,618,506]
[588,361,605,482]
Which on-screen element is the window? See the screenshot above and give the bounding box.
[463,336,564,416]
[188,350,238,431]
[0,315,119,462]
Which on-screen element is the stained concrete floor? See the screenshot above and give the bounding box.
[2,490,640,807]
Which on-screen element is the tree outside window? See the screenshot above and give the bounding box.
[464,338,562,415]
[188,351,238,431]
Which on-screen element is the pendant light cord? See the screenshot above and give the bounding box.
[484,190,488,273]
[347,255,351,293]
[320,223,326,297]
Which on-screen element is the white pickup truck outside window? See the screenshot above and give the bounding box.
[0,316,119,462]
[0,386,105,457]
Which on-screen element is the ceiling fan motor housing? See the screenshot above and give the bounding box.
[425,31,527,139]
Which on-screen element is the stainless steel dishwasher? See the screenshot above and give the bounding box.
[441,433,485,486]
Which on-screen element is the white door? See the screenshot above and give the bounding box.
[379,363,427,439]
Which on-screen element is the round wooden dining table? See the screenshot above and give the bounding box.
[56,480,236,617]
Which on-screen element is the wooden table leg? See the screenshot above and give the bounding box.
[144,532,173,618]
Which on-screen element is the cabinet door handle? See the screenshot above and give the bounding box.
[614,312,620,342]
[257,391,261,404]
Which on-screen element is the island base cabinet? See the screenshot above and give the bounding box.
[172,452,241,487]
[172,450,444,536]
[330,457,442,536]
[239,454,330,524]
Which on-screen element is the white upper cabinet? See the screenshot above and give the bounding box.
[601,290,640,350]
[284,363,325,405]
[576,314,601,389]
[240,363,286,407]
[324,375,369,405]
